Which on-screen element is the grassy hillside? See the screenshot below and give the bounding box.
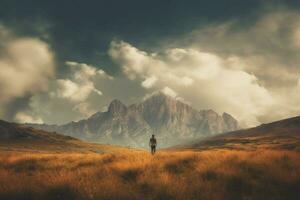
[0,117,300,200]
[0,149,299,200]
[0,119,128,153]
[184,116,300,151]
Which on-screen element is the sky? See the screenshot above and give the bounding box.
[1,0,300,127]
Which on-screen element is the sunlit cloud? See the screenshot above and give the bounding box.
[15,112,43,124]
[109,40,276,126]
[0,25,55,117]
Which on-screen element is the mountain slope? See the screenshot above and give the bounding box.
[185,116,300,151]
[0,119,76,142]
[28,92,239,148]
[0,119,121,152]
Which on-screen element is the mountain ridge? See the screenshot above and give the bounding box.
[181,115,300,151]
[27,92,239,148]
[0,119,83,151]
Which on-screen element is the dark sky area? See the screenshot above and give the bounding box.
[1,0,298,74]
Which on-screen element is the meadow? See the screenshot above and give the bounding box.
[0,148,299,200]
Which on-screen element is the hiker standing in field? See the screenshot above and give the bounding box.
[149,134,157,155]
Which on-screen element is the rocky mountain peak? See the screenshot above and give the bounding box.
[222,112,234,119]
[222,112,238,130]
[141,91,182,110]
[144,91,170,102]
[108,99,127,115]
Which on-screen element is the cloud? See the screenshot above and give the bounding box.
[291,24,300,49]
[65,61,113,81]
[11,60,118,124]
[15,112,43,124]
[0,26,55,118]
[109,40,275,127]
[3,7,300,127]
[176,8,300,89]
[106,8,300,126]
[141,76,158,89]
[57,79,102,102]
[51,61,115,117]
[73,102,95,117]
[161,87,178,98]
[56,61,107,103]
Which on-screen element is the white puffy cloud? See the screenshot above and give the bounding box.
[161,87,178,98]
[109,41,160,80]
[180,8,300,89]
[141,76,158,89]
[53,61,113,116]
[57,79,102,102]
[12,60,116,124]
[109,40,276,127]
[0,26,55,118]
[56,61,107,103]
[65,61,113,81]
[291,24,300,49]
[15,112,43,124]
[105,9,300,126]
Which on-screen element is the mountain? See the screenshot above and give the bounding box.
[27,92,239,148]
[184,116,300,151]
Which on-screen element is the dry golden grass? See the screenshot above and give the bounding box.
[0,148,299,200]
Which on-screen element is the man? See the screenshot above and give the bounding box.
[149,134,157,155]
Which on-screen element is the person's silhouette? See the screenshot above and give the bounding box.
[149,134,157,155]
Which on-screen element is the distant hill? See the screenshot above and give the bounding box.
[27,92,239,148]
[0,119,120,152]
[0,119,76,142]
[183,116,300,151]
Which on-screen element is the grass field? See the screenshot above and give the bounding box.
[0,148,299,200]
